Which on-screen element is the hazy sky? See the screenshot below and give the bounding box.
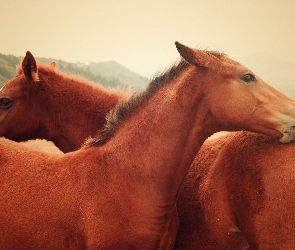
[1,0,295,76]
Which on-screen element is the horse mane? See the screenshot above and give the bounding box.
[86,50,225,147]
[14,50,222,147]
[86,59,190,146]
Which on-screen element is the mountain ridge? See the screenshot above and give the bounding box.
[0,52,294,98]
[0,53,148,90]
[81,60,148,90]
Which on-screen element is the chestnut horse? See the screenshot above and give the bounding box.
[176,131,295,249]
[1,42,295,249]
[175,132,250,249]
[0,52,128,152]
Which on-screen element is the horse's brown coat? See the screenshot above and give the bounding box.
[215,132,295,249]
[176,131,295,249]
[1,43,295,249]
[175,132,250,249]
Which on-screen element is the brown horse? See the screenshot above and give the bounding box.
[175,132,250,249]
[176,131,295,249]
[1,42,295,249]
[0,52,128,152]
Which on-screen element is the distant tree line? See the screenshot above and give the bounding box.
[0,54,22,82]
[57,60,125,88]
[0,53,128,89]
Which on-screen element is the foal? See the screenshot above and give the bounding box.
[0,52,128,152]
[1,42,295,249]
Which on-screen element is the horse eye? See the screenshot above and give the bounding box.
[241,73,256,83]
[0,98,12,109]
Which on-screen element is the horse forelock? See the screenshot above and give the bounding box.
[85,60,190,146]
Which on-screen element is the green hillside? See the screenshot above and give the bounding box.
[0,53,148,90]
[85,61,148,90]
[0,54,21,86]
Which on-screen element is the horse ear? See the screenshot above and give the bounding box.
[50,61,56,69]
[22,51,39,82]
[175,41,209,68]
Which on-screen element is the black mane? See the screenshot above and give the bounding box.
[86,59,189,146]
[86,50,224,147]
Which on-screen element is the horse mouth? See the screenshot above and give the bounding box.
[279,129,295,143]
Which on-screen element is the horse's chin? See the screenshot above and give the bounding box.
[279,132,295,144]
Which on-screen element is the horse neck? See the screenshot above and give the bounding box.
[104,65,222,218]
[40,72,122,152]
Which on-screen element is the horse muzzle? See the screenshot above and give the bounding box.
[279,126,295,143]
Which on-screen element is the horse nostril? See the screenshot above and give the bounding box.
[292,126,295,130]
